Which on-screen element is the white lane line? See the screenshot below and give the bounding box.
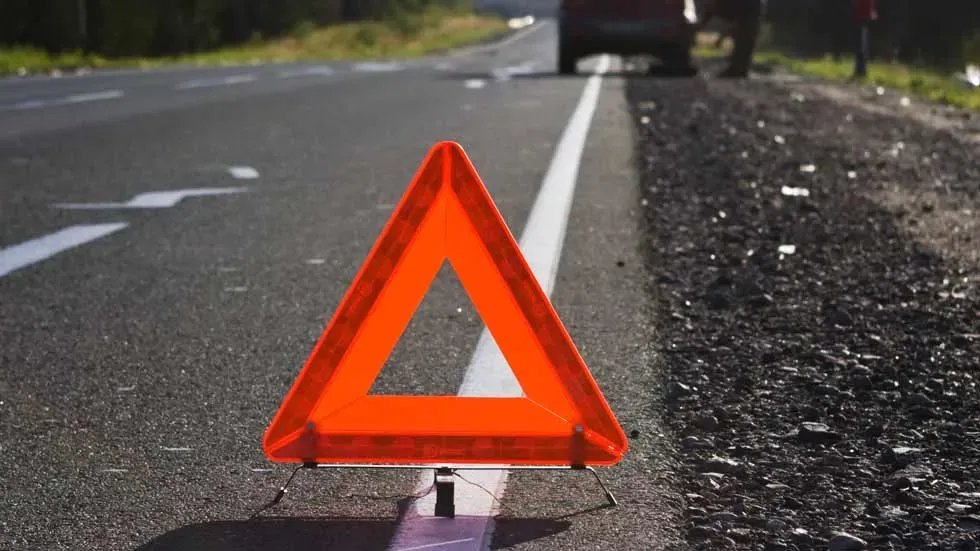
[175,74,257,90]
[0,223,128,279]
[464,79,486,89]
[62,89,125,104]
[10,89,124,111]
[13,99,47,110]
[352,62,404,73]
[448,21,546,58]
[397,538,476,551]
[53,187,247,210]
[278,66,336,79]
[387,53,612,551]
[227,166,260,180]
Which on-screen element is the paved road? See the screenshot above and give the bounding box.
[0,20,680,551]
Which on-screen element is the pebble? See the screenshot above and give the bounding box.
[687,525,719,539]
[698,456,745,476]
[666,381,694,401]
[705,290,732,309]
[828,532,867,551]
[683,436,715,449]
[789,527,813,546]
[851,374,873,390]
[908,392,936,407]
[798,422,843,444]
[824,308,855,326]
[709,511,741,523]
[849,364,873,377]
[727,528,752,542]
[748,293,775,307]
[766,518,789,533]
[959,514,980,532]
[694,414,720,431]
[718,536,738,548]
[883,446,924,465]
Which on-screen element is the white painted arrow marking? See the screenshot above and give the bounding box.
[53,187,247,210]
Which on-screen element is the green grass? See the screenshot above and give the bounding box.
[694,32,980,112]
[0,47,109,75]
[0,8,510,77]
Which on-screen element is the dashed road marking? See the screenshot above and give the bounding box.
[227,166,260,180]
[352,62,404,73]
[6,89,124,111]
[278,66,336,79]
[62,90,125,104]
[0,223,128,279]
[175,74,257,90]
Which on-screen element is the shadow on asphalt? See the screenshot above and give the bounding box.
[137,515,574,550]
[137,517,399,551]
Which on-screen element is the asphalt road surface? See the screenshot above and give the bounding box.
[0,19,682,551]
[8,12,980,551]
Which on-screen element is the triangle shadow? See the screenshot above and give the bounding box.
[136,515,573,551]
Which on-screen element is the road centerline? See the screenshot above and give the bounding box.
[386,54,612,551]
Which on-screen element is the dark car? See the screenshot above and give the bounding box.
[557,0,699,74]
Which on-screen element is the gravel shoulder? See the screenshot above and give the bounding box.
[628,65,980,550]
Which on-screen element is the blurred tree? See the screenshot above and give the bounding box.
[0,0,487,58]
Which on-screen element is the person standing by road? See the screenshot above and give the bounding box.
[697,0,764,78]
[853,0,878,78]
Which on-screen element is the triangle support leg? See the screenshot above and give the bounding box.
[250,462,308,519]
[582,466,618,507]
[434,467,456,518]
[250,462,619,518]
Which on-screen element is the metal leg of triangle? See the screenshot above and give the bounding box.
[250,463,618,519]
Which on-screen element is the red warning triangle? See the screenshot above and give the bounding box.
[263,141,628,467]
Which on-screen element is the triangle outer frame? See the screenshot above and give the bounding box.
[262,141,628,467]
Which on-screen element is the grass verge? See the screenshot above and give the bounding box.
[694,32,980,112]
[0,8,510,77]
